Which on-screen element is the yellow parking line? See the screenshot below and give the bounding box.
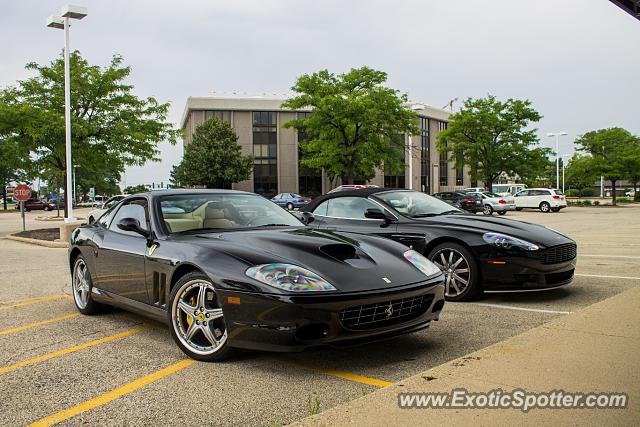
[0,325,149,375]
[0,295,72,312]
[28,359,194,427]
[287,360,393,388]
[0,313,81,336]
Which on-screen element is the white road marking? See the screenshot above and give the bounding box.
[579,255,640,260]
[576,273,640,281]
[465,302,572,315]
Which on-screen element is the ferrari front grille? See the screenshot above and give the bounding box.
[541,243,577,264]
[339,294,433,330]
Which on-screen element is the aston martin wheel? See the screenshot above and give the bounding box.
[286,202,294,210]
[72,256,108,315]
[540,202,551,213]
[428,243,480,301]
[483,205,493,215]
[169,271,233,362]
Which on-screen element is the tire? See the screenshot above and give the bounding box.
[428,242,480,301]
[168,271,233,362]
[72,255,109,315]
[515,207,523,211]
[498,211,506,215]
[286,202,294,210]
[88,216,95,224]
[483,205,493,215]
[44,206,50,211]
[551,207,560,213]
[539,202,551,213]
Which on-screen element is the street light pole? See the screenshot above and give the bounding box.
[47,5,87,222]
[546,132,567,189]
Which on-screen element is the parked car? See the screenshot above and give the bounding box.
[625,189,635,197]
[77,200,97,208]
[14,199,54,211]
[514,188,567,213]
[86,195,126,223]
[328,185,379,193]
[69,190,445,361]
[302,188,577,301]
[466,191,516,215]
[271,193,311,210]
[433,191,480,213]
[491,183,527,197]
[462,187,485,193]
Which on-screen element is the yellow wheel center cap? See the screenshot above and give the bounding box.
[197,313,205,322]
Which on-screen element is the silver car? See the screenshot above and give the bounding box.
[86,195,125,224]
[468,191,516,215]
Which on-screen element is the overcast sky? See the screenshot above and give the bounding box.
[2,0,639,187]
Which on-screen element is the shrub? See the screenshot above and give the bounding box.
[565,189,580,197]
[579,188,594,197]
[617,197,631,204]
[593,200,600,206]
[582,200,592,206]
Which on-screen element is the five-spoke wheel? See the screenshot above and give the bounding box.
[72,255,107,314]
[428,243,480,301]
[169,272,232,361]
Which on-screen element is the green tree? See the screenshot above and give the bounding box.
[124,184,148,194]
[282,67,420,184]
[0,51,179,216]
[573,127,640,206]
[436,95,550,191]
[564,155,598,191]
[170,118,253,188]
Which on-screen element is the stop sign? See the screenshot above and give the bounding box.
[14,184,32,202]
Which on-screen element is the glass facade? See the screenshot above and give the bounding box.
[205,110,232,124]
[384,134,406,188]
[420,117,430,193]
[438,121,448,187]
[253,112,278,197]
[297,112,322,197]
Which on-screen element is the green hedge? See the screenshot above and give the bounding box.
[565,189,580,197]
[579,188,594,197]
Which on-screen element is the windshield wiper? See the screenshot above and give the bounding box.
[411,210,461,218]
[437,210,463,215]
[254,223,293,227]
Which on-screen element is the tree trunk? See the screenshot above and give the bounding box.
[611,180,617,206]
[486,176,493,192]
[2,180,6,211]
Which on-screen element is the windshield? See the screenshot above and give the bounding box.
[159,194,303,233]
[375,191,462,217]
[483,192,502,198]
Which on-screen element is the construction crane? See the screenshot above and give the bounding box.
[442,98,458,112]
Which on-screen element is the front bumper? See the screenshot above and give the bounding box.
[479,247,577,291]
[216,279,445,352]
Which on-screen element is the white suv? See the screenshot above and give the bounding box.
[514,188,567,213]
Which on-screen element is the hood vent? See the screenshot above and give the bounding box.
[319,244,358,261]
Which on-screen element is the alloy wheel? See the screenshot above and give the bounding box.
[171,280,227,356]
[73,258,91,309]
[431,248,471,298]
[483,205,493,215]
[540,202,550,213]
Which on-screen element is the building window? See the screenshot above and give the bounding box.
[205,110,232,124]
[253,112,277,197]
[420,117,430,193]
[384,134,406,188]
[455,149,464,186]
[297,112,322,197]
[438,121,448,186]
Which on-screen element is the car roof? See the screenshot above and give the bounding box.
[126,189,253,199]
[303,187,410,211]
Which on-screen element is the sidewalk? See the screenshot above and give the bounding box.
[294,287,640,426]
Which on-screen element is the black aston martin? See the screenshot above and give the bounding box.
[69,190,445,361]
[301,188,577,301]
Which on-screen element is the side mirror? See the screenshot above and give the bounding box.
[364,208,388,220]
[117,217,149,237]
[300,211,315,225]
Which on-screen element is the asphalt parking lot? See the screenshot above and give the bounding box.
[0,206,638,426]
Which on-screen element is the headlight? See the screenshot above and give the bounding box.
[403,250,442,277]
[245,263,336,292]
[482,232,539,251]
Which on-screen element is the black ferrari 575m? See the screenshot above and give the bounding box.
[69,190,445,361]
[301,188,577,301]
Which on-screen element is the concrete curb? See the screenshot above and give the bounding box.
[293,287,640,426]
[5,234,69,248]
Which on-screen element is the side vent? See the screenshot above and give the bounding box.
[152,272,167,307]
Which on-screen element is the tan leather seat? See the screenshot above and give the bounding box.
[203,203,234,229]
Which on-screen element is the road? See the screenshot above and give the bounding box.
[0,205,638,426]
